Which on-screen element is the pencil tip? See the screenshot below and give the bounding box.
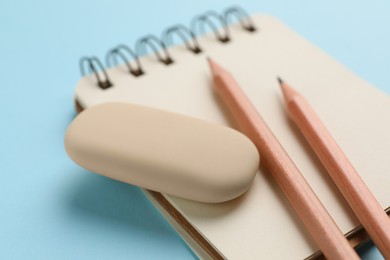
[277,76,283,85]
[207,57,223,75]
[279,79,298,103]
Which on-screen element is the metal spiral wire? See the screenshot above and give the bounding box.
[80,57,112,89]
[136,35,174,65]
[223,6,257,32]
[106,44,144,76]
[162,24,202,54]
[80,6,256,89]
[191,11,230,43]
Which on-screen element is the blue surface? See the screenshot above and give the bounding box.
[1,0,389,259]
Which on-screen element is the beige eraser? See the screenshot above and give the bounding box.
[64,103,259,203]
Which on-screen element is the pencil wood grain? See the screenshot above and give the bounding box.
[279,79,390,259]
[207,58,358,259]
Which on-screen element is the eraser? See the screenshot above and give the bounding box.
[65,103,259,203]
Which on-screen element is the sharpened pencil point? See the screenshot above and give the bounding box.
[207,57,224,76]
[279,79,299,104]
[277,76,284,85]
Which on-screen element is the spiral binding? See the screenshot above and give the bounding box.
[80,6,256,89]
[106,45,144,77]
[80,57,113,89]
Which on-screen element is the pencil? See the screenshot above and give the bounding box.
[207,58,358,259]
[278,78,390,258]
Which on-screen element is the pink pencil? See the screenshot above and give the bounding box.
[279,78,390,259]
[207,58,358,259]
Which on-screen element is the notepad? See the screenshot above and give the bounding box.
[73,8,390,259]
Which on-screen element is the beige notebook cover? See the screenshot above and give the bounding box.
[73,13,390,259]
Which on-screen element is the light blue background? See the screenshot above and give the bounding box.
[1,0,389,259]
